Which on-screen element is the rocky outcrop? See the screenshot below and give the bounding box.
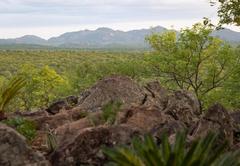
[49,124,142,166]
[4,73,240,165]
[188,103,233,149]
[0,123,51,166]
[164,89,199,127]
[76,73,168,112]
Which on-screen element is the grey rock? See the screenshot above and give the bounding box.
[144,79,169,110]
[0,123,50,166]
[188,103,233,150]
[164,89,199,127]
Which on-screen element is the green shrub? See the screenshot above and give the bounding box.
[1,117,38,145]
[83,100,123,127]
[102,130,240,166]
[101,100,123,126]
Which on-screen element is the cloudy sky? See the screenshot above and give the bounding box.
[0,0,239,40]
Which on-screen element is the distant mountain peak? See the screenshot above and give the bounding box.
[0,26,239,47]
[96,27,115,32]
[16,35,47,44]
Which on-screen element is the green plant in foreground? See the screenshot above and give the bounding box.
[101,100,123,126]
[0,77,26,120]
[44,124,57,153]
[83,100,123,127]
[23,130,38,145]
[1,117,38,145]
[102,130,240,166]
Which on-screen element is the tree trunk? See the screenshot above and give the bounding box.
[198,99,203,116]
[0,110,7,121]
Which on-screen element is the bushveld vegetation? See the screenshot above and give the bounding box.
[0,23,239,114]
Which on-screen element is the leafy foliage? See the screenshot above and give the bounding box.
[5,65,68,112]
[208,0,240,27]
[83,100,123,127]
[102,130,240,166]
[0,45,239,112]
[1,117,38,145]
[144,23,235,113]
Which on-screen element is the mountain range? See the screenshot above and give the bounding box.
[0,26,240,48]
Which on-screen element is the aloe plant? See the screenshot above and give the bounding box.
[44,124,58,153]
[0,77,26,120]
[102,130,240,166]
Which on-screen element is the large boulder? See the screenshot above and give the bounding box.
[76,73,168,112]
[0,123,51,166]
[164,89,199,127]
[188,103,233,149]
[120,105,174,132]
[47,95,78,115]
[49,124,142,166]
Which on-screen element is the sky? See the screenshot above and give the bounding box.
[0,0,239,40]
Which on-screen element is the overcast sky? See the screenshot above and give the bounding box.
[0,0,239,40]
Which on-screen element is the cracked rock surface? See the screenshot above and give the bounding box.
[76,73,168,112]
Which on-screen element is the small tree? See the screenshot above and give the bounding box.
[5,65,65,112]
[144,23,235,113]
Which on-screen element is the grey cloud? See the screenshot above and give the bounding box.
[0,0,217,28]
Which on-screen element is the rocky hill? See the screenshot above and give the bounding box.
[1,73,240,166]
